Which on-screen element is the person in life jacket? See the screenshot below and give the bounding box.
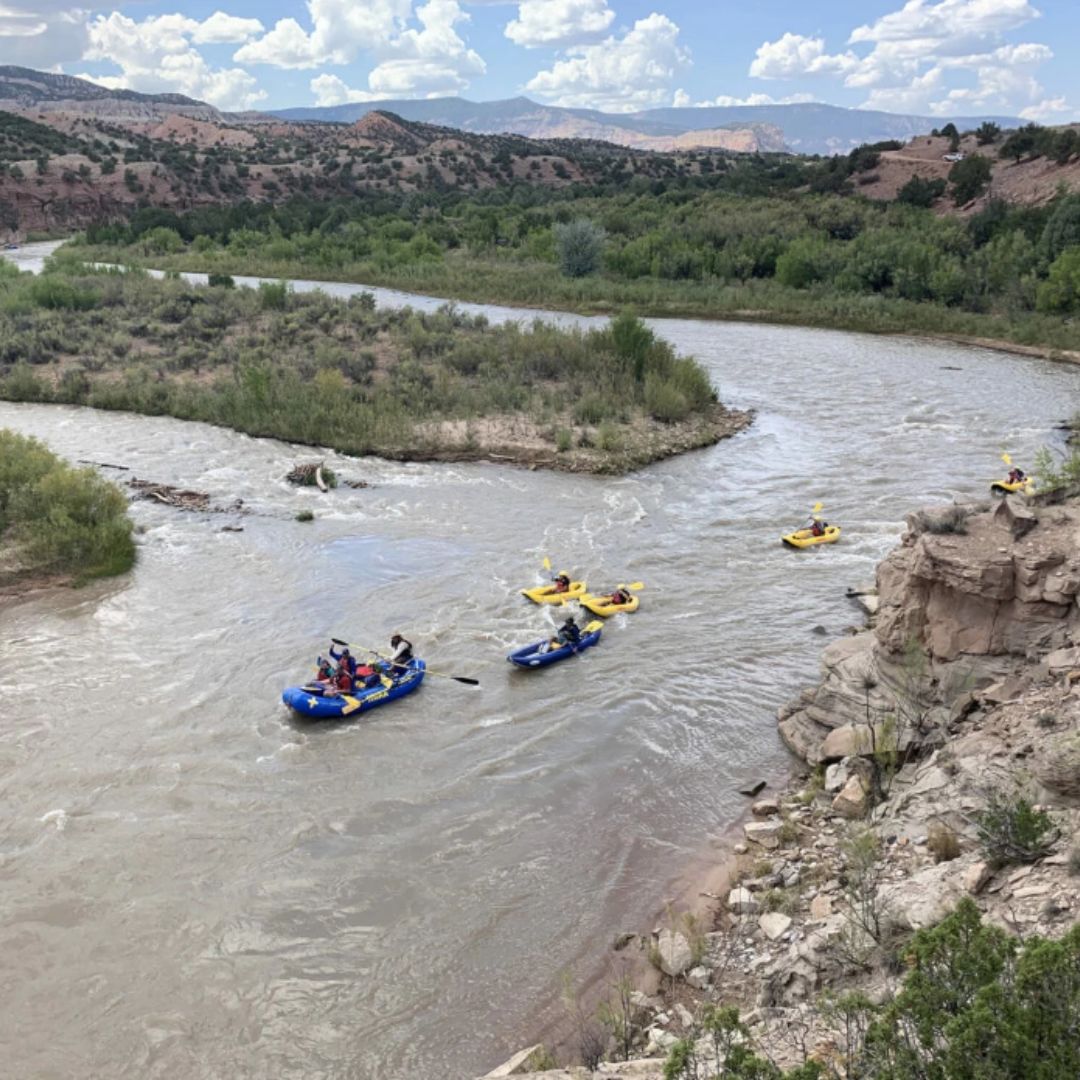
[315,657,334,686]
[328,644,357,677]
[553,573,571,594]
[543,617,581,653]
[327,661,354,696]
[607,587,631,605]
[389,634,413,669]
[809,518,827,537]
[1008,467,1026,484]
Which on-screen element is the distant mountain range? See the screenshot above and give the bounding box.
[0,66,222,121]
[272,96,1023,156]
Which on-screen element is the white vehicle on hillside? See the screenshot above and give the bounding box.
[942,152,965,162]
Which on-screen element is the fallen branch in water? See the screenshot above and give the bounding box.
[78,459,129,471]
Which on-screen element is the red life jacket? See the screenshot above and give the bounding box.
[336,671,354,691]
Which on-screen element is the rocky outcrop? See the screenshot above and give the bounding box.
[780,496,1080,765]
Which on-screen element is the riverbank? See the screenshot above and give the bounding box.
[482,492,1080,1077]
[0,265,747,476]
[67,243,1080,362]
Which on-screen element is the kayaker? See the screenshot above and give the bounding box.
[542,617,581,653]
[809,519,827,537]
[607,587,631,605]
[553,573,571,594]
[389,633,413,668]
[1008,467,1026,484]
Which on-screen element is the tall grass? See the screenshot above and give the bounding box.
[0,429,135,582]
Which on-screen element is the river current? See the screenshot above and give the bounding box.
[0,243,1075,1078]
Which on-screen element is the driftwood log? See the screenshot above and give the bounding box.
[128,478,245,514]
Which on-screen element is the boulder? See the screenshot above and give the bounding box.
[744,820,783,849]
[778,713,831,763]
[686,966,711,990]
[728,887,760,916]
[758,912,793,941]
[1047,647,1080,678]
[655,929,694,977]
[809,894,834,920]
[832,775,869,819]
[825,759,853,793]
[879,861,966,931]
[964,860,994,895]
[752,798,780,818]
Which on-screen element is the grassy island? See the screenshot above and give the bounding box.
[0,261,749,473]
[0,429,135,590]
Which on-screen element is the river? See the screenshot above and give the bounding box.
[0,242,1075,1079]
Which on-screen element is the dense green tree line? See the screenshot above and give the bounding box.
[82,181,1080,317]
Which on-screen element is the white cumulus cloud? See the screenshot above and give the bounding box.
[524,12,690,112]
[751,0,1059,117]
[308,0,484,103]
[749,34,859,79]
[505,0,614,49]
[84,11,267,110]
[234,0,413,69]
[673,89,817,108]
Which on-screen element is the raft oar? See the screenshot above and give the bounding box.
[330,638,480,686]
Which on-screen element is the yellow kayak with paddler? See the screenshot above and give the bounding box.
[781,525,841,549]
[521,580,588,604]
[579,593,640,617]
[990,478,1034,495]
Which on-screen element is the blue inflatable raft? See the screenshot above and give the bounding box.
[282,659,426,719]
[506,625,602,668]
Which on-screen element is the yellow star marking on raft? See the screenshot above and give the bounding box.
[307,697,318,708]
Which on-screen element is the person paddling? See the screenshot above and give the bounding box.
[607,587,631,605]
[389,633,414,669]
[552,573,571,595]
[1008,466,1026,484]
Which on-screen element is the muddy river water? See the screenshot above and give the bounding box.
[0,243,1076,1078]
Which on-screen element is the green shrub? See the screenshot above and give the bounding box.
[555,428,572,452]
[0,430,135,580]
[572,393,606,425]
[976,791,1058,867]
[259,280,290,310]
[296,509,314,522]
[208,272,235,289]
[949,155,993,206]
[644,376,689,423]
[555,219,606,278]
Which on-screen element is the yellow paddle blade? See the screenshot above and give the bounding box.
[813,501,823,513]
[621,582,644,591]
[542,556,551,571]
[1003,453,1012,465]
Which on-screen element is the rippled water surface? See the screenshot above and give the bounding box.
[1,243,1076,1078]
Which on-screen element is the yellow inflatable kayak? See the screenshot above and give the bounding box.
[990,478,1034,495]
[521,581,587,604]
[580,593,640,617]
[782,526,841,549]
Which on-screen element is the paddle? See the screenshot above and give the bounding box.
[330,638,480,686]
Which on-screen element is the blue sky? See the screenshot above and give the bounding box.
[6,0,1077,120]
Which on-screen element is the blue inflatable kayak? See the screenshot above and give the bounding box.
[282,659,426,719]
[507,625,602,668]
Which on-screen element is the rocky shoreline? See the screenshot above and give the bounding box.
[478,490,1080,1078]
